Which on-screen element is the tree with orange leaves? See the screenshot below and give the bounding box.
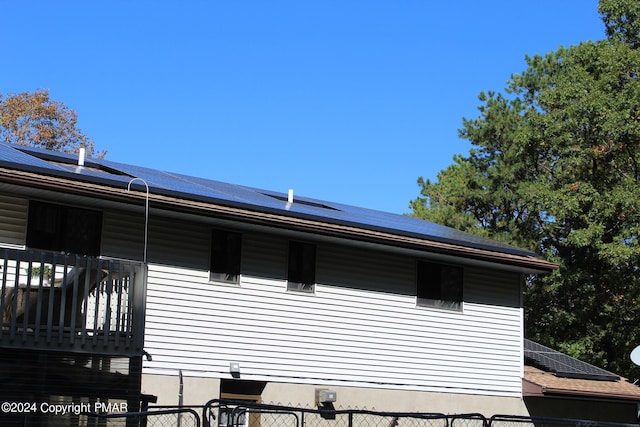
[0,89,105,158]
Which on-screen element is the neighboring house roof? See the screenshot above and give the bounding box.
[0,143,556,272]
[524,339,640,401]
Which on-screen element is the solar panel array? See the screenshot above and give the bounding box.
[0,143,538,257]
[524,339,619,381]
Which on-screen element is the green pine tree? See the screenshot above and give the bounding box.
[411,0,640,378]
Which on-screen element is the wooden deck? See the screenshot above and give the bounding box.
[0,248,146,356]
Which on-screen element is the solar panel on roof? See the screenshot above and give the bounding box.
[524,339,619,381]
[0,143,541,259]
[0,143,68,171]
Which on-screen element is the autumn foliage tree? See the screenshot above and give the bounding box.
[0,89,105,158]
[411,0,640,378]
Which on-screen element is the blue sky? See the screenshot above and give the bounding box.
[2,1,605,214]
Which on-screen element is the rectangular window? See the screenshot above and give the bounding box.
[26,200,102,256]
[210,229,242,283]
[417,261,463,310]
[287,241,316,292]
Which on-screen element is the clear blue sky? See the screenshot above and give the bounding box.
[2,1,605,214]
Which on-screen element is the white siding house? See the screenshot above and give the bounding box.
[140,230,525,397]
[0,143,556,415]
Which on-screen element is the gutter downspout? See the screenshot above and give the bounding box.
[177,369,184,427]
[178,369,184,406]
[126,178,149,264]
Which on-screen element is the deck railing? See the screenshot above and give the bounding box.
[0,248,146,356]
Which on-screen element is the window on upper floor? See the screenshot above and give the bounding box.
[287,241,316,293]
[416,261,463,310]
[210,229,242,284]
[26,200,102,256]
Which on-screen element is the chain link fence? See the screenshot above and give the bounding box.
[0,406,200,427]
[85,407,200,427]
[203,400,451,427]
[201,400,640,427]
[450,414,490,427]
[5,399,640,426]
[488,415,639,427]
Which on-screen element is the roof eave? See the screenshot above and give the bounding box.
[524,377,640,402]
[537,385,640,402]
[0,166,557,273]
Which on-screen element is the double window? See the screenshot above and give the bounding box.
[210,229,242,283]
[287,241,316,293]
[417,261,463,310]
[26,200,102,256]
[210,233,317,292]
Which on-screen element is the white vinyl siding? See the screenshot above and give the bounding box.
[147,216,210,269]
[104,212,209,267]
[102,211,145,261]
[143,231,524,397]
[0,193,28,247]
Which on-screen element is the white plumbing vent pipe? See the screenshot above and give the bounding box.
[287,189,294,204]
[78,147,86,167]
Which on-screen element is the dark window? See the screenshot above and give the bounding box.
[26,201,102,256]
[287,241,316,292]
[210,229,242,283]
[417,261,463,310]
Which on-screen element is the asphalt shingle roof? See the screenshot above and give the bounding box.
[524,366,640,400]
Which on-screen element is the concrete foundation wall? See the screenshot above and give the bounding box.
[142,373,221,406]
[142,373,528,416]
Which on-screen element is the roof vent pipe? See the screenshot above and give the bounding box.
[287,189,294,204]
[78,147,86,167]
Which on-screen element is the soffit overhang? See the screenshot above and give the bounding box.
[0,167,557,274]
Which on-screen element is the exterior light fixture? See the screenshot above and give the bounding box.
[229,362,240,378]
